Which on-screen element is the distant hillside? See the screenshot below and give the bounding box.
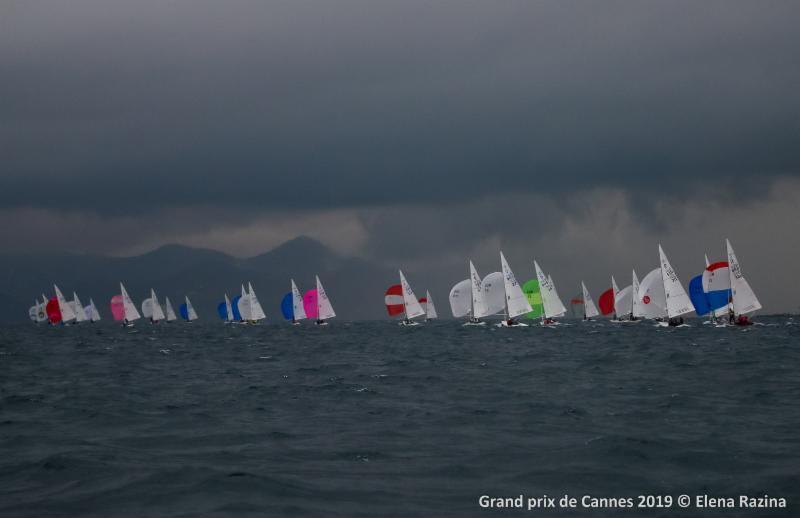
[0,236,436,323]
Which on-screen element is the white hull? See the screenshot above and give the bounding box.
[497,321,529,327]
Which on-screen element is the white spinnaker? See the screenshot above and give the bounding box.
[54,285,76,322]
[501,252,533,318]
[89,298,101,321]
[150,289,165,321]
[614,285,633,317]
[581,282,600,318]
[548,275,567,317]
[248,282,266,321]
[120,283,141,321]
[449,279,472,318]
[726,239,761,316]
[141,298,154,319]
[638,268,667,319]
[164,297,176,321]
[425,290,438,319]
[291,279,307,320]
[239,284,252,321]
[469,261,488,318]
[399,270,425,319]
[185,296,198,321]
[631,270,645,318]
[72,293,87,322]
[658,245,695,318]
[481,272,506,316]
[316,276,336,320]
[535,262,566,318]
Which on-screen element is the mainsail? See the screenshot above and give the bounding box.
[120,283,141,322]
[315,275,336,321]
[54,285,76,322]
[534,261,566,319]
[581,281,600,319]
[501,252,532,319]
[165,297,177,322]
[632,270,645,318]
[248,282,266,321]
[658,245,695,318]
[726,239,761,316]
[291,280,307,320]
[399,270,425,320]
[469,261,488,318]
[72,292,87,323]
[425,290,438,319]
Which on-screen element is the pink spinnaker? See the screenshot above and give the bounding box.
[110,295,125,321]
[303,289,319,319]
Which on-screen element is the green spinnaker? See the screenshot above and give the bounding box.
[522,279,543,318]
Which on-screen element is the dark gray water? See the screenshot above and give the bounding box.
[1,318,799,517]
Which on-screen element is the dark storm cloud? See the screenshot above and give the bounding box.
[1,0,799,214]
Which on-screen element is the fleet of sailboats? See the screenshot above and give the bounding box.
[25,239,766,329]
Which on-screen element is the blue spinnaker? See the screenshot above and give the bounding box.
[706,290,730,313]
[217,302,227,320]
[689,275,711,316]
[281,292,294,320]
[179,303,189,321]
[231,295,242,321]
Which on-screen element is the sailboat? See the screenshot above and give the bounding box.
[498,252,532,327]
[467,261,488,325]
[726,238,761,326]
[29,298,48,324]
[289,280,307,325]
[54,284,76,325]
[72,292,87,323]
[180,296,199,322]
[657,244,695,326]
[142,289,166,323]
[309,275,336,325]
[248,282,266,322]
[533,261,567,325]
[218,293,234,324]
[631,270,645,321]
[580,281,600,321]
[87,298,101,322]
[120,282,141,327]
[424,290,438,321]
[398,270,426,326]
[164,297,177,323]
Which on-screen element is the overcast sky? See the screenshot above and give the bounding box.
[1,1,798,311]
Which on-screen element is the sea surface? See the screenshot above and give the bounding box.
[1,318,798,517]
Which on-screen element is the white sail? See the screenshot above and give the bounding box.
[141,298,154,319]
[581,281,600,318]
[54,285,76,322]
[534,262,566,318]
[224,293,234,321]
[399,270,425,320]
[449,279,472,318]
[238,284,252,321]
[89,298,101,322]
[658,244,695,318]
[612,276,620,296]
[425,290,438,319]
[184,296,198,321]
[150,289,166,321]
[481,272,506,316]
[291,279,307,320]
[726,239,761,316]
[469,261,488,318]
[501,252,533,319]
[316,275,336,320]
[548,275,567,317]
[72,292,87,322]
[638,267,667,319]
[632,270,645,318]
[120,282,141,321]
[247,282,266,321]
[614,285,633,317]
[165,297,177,322]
